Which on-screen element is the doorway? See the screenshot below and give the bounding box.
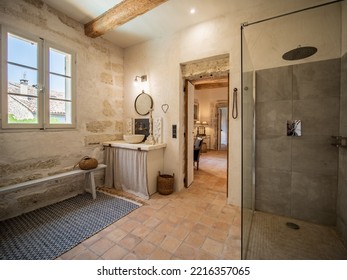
[181,55,230,189]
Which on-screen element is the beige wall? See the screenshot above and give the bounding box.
[244,3,341,70]
[0,0,124,212]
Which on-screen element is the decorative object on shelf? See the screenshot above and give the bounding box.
[135,118,149,140]
[74,156,98,170]
[125,118,133,135]
[153,117,163,144]
[134,91,153,116]
[157,171,174,195]
[161,104,169,113]
[145,108,156,145]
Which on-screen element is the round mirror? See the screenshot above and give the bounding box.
[134,91,153,115]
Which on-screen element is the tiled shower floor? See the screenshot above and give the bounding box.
[246,211,347,259]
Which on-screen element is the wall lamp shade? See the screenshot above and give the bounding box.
[134,75,147,83]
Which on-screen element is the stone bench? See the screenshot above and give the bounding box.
[0,164,107,200]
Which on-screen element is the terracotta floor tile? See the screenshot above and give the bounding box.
[132,240,156,259]
[185,232,205,248]
[72,249,99,260]
[105,228,128,243]
[149,247,172,260]
[199,215,217,227]
[121,219,142,232]
[207,228,229,242]
[123,252,139,260]
[174,243,199,260]
[160,235,182,253]
[59,243,87,259]
[192,223,210,236]
[197,250,218,260]
[155,221,176,234]
[131,224,152,239]
[143,216,162,228]
[101,244,129,260]
[212,221,231,232]
[145,230,167,245]
[118,234,142,250]
[201,238,224,257]
[169,226,190,241]
[89,238,116,256]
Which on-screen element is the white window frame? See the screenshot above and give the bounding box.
[1,25,76,130]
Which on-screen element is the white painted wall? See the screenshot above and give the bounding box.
[244,3,341,70]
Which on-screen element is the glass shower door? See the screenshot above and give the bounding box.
[241,26,255,259]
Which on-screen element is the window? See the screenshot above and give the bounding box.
[1,26,76,129]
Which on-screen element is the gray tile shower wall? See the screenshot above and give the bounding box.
[337,52,347,245]
[255,58,341,226]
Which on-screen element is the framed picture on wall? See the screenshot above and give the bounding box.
[194,101,199,121]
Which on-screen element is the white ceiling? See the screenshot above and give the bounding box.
[41,0,249,48]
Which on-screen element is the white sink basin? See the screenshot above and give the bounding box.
[123,134,145,144]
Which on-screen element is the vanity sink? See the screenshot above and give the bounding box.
[123,134,145,143]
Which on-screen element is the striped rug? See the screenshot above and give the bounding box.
[0,192,140,260]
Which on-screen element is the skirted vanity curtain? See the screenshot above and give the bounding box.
[104,146,149,199]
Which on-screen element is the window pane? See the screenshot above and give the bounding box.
[8,94,38,123]
[8,64,38,96]
[8,33,37,68]
[50,100,72,124]
[49,74,71,100]
[49,48,71,76]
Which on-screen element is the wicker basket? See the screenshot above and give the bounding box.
[75,156,98,170]
[157,171,174,195]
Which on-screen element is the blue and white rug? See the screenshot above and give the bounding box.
[0,192,140,260]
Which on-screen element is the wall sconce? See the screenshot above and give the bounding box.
[134,75,148,92]
[134,75,147,83]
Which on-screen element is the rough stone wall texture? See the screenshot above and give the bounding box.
[0,0,123,218]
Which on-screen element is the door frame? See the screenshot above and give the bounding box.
[184,79,195,188]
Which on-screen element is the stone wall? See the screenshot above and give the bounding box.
[0,0,124,219]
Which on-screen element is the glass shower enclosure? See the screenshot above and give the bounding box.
[241,0,347,259]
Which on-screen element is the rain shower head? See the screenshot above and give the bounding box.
[282,46,317,61]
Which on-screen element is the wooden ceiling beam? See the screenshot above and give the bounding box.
[85,0,168,38]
